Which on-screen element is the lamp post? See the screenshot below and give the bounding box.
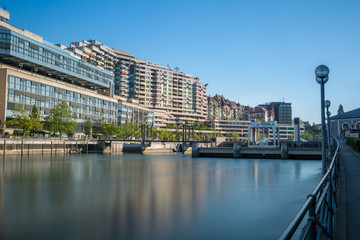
[325,99,331,157]
[315,65,329,175]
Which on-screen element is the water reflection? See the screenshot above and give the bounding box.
[0,154,321,240]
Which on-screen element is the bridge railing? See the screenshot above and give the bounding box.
[279,137,340,240]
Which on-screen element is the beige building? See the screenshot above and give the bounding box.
[66,40,208,128]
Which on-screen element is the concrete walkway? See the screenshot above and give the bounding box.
[336,143,360,240]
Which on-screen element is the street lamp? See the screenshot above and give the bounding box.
[325,99,331,157]
[315,65,329,175]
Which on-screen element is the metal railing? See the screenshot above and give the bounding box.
[279,137,340,240]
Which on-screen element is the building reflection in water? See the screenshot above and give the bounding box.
[0,154,321,240]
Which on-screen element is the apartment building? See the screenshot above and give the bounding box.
[0,9,117,132]
[59,40,133,99]
[66,40,208,128]
[249,106,275,122]
[208,94,243,120]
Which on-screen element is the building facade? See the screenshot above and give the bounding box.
[117,96,153,126]
[65,40,208,128]
[208,94,243,121]
[329,108,360,137]
[258,102,292,125]
[0,9,118,133]
[249,107,272,122]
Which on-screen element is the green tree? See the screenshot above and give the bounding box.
[217,131,224,137]
[30,104,43,136]
[301,131,313,140]
[118,122,142,139]
[101,122,120,139]
[228,131,240,141]
[337,104,344,115]
[5,106,32,139]
[84,119,92,136]
[44,101,78,139]
[301,121,322,140]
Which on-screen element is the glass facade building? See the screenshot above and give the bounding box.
[0,29,114,96]
[278,103,292,125]
[117,102,153,126]
[0,12,119,130]
[7,75,116,123]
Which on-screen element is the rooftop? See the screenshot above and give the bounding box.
[330,108,360,120]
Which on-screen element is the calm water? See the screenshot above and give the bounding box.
[0,153,321,240]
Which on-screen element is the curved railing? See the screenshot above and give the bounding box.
[279,137,340,240]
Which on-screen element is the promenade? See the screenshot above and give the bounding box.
[335,142,360,240]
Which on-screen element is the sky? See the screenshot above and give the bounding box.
[3,0,360,123]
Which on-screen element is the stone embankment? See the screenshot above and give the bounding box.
[0,139,204,156]
[0,139,93,156]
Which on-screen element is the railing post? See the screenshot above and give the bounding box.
[21,140,24,156]
[307,194,317,240]
[3,140,6,157]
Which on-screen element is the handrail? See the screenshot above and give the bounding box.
[279,137,340,240]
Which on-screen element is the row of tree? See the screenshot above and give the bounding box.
[100,122,240,141]
[6,101,78,139]
[8,102,344,140]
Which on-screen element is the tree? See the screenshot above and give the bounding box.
[118,122,141,139]
[5,106,32,139]
[101,122,120,139]
[84,119,92,136]
[44,101,78,139]
[228,131,240,141]
[301,131,313,140]
[29,104,43,136]
[337,104,344,115]
[301,121,322,140]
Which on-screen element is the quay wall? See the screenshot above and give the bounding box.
[192,142,322,159]
[0,139,93,156]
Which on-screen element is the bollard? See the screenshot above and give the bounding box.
[51,141,53,155]
[63,141,66,154]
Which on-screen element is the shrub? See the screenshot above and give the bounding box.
[346,138,360,152]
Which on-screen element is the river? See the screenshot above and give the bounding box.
[0,153,321,240]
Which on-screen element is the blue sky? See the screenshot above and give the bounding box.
[3,0,360,123]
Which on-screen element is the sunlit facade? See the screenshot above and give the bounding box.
[0,9,117,132]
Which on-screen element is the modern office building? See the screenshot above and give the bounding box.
[66,40,208,128]
[258,102,292,125]
[0,9,118,133]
